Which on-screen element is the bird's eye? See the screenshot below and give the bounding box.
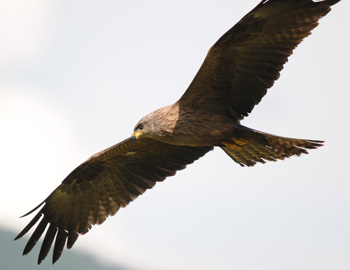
[137,124,143,130]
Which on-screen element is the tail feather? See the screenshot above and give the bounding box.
[221,127,323,167]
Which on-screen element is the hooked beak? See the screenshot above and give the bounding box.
[131,130,144,142]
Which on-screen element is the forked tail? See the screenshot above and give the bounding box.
[221,126,323,167]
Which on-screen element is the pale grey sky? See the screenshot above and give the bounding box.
[1,0,349,269]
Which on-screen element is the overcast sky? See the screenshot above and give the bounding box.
[1,0,349,269]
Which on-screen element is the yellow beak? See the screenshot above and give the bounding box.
[131,130,144,142]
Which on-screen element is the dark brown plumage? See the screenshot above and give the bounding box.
[15,0,340,264]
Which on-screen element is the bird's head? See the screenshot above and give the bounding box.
[131,113,156,142]
[131,122,145,142]
[131,105,175,142]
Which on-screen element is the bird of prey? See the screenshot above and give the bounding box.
[15,0,340,264]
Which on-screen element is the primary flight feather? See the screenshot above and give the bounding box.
[15,0,340,264]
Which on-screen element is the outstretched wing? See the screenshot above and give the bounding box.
[15,138,212,264]
[179,0,340,119]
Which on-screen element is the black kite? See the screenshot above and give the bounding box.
[15,0,340,264]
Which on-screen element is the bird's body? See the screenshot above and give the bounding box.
[15,0,341,264]
[139,103,236,146]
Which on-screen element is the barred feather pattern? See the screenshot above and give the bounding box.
[222,130,323,167]
[14,138,212,264]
